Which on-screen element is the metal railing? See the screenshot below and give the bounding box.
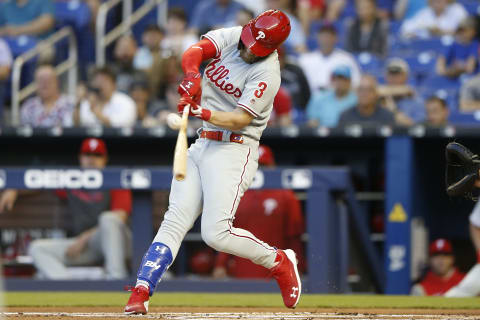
[11,27,78,126]
[96,0,167,67]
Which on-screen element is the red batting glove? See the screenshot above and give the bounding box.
[177,96,211,121]
[178,72,202,99]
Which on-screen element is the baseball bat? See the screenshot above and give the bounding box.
[173,104,190,181]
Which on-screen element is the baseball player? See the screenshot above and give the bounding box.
[125,10,299,315]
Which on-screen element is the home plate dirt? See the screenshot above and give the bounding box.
[3,308,480,320]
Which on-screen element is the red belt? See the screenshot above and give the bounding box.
[200,130,244,144]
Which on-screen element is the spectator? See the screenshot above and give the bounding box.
[411,239,465,296]
[338,75,395,126]
[129,80,164,127]
[0,38,12,122]
[306,66,357,128]
[162,8,199,58]
[0,0,55,38]
[20,64,74,127]
[436,17,478,78]
[266,0,307,53]
[378,58,425,126]
[394,0,427,20]
[298,23,361,93]
[0,138,132,279]
[212,145,305,279]
[325,0,347,22]
[190,0,245,35]
[400,0,468,39]
[134,24,165,71]
[278,47,311,111]
[297,0,325,34]
[424,95,449,127]
[346,0,389,57]
[269,87,293,127]
[112,35,147,94]
[76,67,137,127]
[460,73,480,111]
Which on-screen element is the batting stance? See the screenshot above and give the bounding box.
[125,10,300,314]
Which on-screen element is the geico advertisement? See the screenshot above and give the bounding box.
[24,169,103,189]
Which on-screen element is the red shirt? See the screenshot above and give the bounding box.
[215,189,305,278]
[419,268,465,296]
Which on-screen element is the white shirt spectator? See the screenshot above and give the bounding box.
[298,49,361,92]
[79,91,137,127]
[161,34,198,58]
[0,38,12,68]
[20,95,74,127]
[401,3,468,39]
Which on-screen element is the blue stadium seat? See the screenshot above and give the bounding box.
[355,52,384,77]
[404,51,436,76]
[448,111,480,124]
[462,2,480,15]
[54,0,91,30]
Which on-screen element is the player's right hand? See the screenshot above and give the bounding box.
[0,189,18,213]
[178,72,202,99]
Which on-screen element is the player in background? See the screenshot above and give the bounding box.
[445,198,480,297]
[125,10,301,315]
[411,239,464,296]
[212,145,305,279]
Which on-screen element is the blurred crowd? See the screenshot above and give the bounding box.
[1,0,480,130]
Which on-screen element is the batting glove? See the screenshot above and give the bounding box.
[178,72,202,99]
[178,96,211,121]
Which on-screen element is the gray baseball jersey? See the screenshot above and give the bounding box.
[201,27,281,141]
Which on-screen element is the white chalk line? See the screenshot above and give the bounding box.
[1,312,479,320]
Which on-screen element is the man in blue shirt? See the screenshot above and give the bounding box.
[0,0,54,39]
[190,0,245,35]
[306,65,357,128]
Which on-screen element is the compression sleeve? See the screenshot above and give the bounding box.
[181,39,217,74]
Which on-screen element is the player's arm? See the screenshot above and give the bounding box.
[0,189,41,213]
[208,108,254,131]
[177,39,217,99]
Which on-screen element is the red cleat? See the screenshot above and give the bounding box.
[271,249,302,308]
[124,286,150,315]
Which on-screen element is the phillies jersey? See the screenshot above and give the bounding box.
[201,27,281,141]
[215,189,304,278]
[419,269,465,296]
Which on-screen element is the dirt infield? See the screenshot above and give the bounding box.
[4,307,480,319]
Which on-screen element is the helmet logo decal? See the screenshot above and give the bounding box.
[255,31,266,40]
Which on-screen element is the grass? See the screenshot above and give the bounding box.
[3,292,480,309]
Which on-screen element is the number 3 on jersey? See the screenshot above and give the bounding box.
[254,82,268,98]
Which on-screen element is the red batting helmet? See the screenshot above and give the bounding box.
[240,10,291,57]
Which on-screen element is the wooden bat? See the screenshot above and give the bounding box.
[173,104,190,181]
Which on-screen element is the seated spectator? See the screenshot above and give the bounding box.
[20,64,74,127]
[279,47,310,111]
[212,145,305,279]
[266,0,307,53]
[162,8,199,58]
[378,58,425,126]
[0,0,54,38]
[297,0,325,34]
[424,95,449,127]
[346,0,388,57]
[325,0,347,22]
[298,23,361,93]
[394,0,427,20]
[436,17,478,78]
[306,66,357,128]
[460,73,480,111]
[0,38,12,123]
[190,0,245,35]
[401,0,468,39]
[75,67,137,127]
[411,239,464,296]
[338,74,395,126]
[129,80,164,127]
[0,138,132,279]
[134,24,165,71]
[269,87,293,127]
[112,35,147,93]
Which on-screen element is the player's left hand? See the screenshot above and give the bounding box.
[178,96,211,121]
[178,72,202,99]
